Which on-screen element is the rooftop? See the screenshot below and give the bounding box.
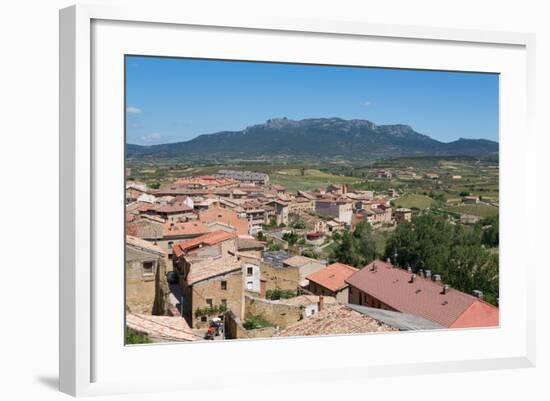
[172,230,235,257]
[283,255,323,268]
[187,256,243,285]
[126,235,164,256]
[126,313,200,342]
[277,304,396,337]
[347,304,444,331]
[306,262,358,292]
[262,251,291,268]
[345,260,499,328]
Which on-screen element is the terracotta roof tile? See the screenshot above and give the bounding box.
[278,304,395,337]
[307,263,358,292]
[173,230,235,256]
[345,260,499,328]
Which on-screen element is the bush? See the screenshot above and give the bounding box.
[243,315,273,330]
[291,220,306,229]
[126,327,152,344]
[195,304,228,318]
[266,289,296,300]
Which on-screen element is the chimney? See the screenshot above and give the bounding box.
[433,274,441,282]
[407,265,412,273]
[409,274,416,283]
[419,269,424,278]
[441,284,450,294]
[371,262,377,272]
[425,270,431,279]
[386,257,391,264]
[318,295,324,312]
[473,290,484,299]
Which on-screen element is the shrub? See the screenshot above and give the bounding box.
[126,327,152,344]
[266,289,296,300]
[243,315,273,330]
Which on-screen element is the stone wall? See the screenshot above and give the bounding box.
[260,263,299,293]
[126,246,165,314]
[244,295,303,329]
[224,311,278,340]
[191,269,244,329]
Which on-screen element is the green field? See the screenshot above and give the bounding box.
[443,204,499,218]
[395,194,435,209]
[270,169,358,192]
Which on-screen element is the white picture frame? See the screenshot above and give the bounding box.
[59,4,536,397]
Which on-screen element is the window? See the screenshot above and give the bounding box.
[221,280,227,290]
[246,266,253,276]
[221,299,227,307]
[206,298,213,307]
[200,316,207,322]
[246,281,253,290]
[142,261,154,275]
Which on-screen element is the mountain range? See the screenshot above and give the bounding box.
[127,117,498,161]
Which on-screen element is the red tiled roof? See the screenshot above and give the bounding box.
[277,304,395,337]
[199,207,249,235]
[345,260,499,328]
[155,203,193,213]
[306,263,358,292]
[172,230,235,256]
[163,220,210,237]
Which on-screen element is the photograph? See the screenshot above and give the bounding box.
[124,56,500,344]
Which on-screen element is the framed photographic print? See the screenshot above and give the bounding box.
[59,4,536,397]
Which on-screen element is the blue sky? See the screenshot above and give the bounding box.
[126,56,499,145]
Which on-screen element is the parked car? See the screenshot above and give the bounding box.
[166,271,178,284]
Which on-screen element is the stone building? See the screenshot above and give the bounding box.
[172,231,248,328]
[315,199,353,226]
[306,262,359,304]
[126,235,169,315]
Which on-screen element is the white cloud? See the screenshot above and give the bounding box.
[126,106,142,114]
[141,132,161,143]
[360,101,372,107]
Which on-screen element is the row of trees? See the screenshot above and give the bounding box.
[330,213,499,305]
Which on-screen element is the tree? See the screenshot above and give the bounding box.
[330,221,376,267]
[384,212,499,305]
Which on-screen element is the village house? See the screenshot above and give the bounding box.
[394,208,412,223]
[425,173,439,180]
[215,170,270,186]
[460,214,481,224]
[260,251,299,293]
[287,196,315,214]
[278,294,337,319]
[126,214,164,241]
[241,200,268,234]
[198,206,250,236]
[160,220,211,255]
[326,183,347,195]
[354,205,392,226]
[265,199,289,226]
[170,175,238,190]
[306,262,359,303]
[315,199,353,226]
[126,235,169,315]
[463,195,480,204]
[345,259,499,328]
[376,170,393,180]
[282,255,327,286]
[171,231,247,328]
